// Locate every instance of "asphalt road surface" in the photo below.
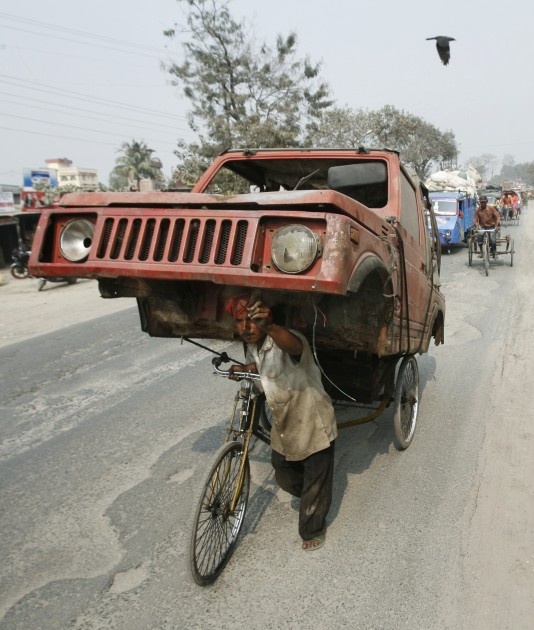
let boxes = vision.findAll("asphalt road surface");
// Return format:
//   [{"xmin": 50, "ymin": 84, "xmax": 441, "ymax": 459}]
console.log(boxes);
[{"xmin": 1, "ymin": 206, "xmax": 533, "ymax": 629}]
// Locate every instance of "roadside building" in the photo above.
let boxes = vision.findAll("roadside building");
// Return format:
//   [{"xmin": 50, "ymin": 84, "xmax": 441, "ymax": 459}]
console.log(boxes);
[{"xmin": 45, "ymin": 158, "xmax": 98, "ymax": 192}]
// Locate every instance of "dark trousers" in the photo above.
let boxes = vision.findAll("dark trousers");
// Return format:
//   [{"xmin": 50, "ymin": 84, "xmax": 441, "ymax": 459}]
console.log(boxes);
[
  {"xmin": 271, "ymin": 442, "xmax": 335, "ymax": 541},
  {"xmin": 477, "ymin": 229, "xmax": 497, "ymax": 254}
]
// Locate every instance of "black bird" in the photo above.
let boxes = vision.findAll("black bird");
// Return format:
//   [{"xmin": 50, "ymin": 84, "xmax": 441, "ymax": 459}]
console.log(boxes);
[{"xmin": 426, "ymin": 36, "xmax": 455, "ymax": 65}]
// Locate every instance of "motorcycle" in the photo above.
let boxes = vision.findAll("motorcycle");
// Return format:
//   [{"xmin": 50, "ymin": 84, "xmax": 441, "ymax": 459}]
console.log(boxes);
[
  {"xmin": 10, "ymin": 248, "xmax": 31, "ymax": 279},
  {"xmin": 37, "ymin": 277, "xmax": 78, "ymax": 291}
]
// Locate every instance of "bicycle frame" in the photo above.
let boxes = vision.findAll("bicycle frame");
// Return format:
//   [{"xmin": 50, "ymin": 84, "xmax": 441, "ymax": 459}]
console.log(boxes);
[
  {"xmin": 476, "ymin": 228, "xmax": 496, "ymax": 252},
  {"xmin": 213, "ymin": 358, "xmax": 262, "ymax": 514}
]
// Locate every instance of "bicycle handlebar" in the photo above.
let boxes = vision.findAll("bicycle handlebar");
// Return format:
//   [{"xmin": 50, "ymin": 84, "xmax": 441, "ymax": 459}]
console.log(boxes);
[{"xmin": 211, "ymin": 356, "xmax": 261, "ymax": 380}]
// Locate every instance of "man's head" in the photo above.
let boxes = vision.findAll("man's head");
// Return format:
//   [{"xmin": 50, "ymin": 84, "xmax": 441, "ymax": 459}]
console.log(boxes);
[
  {"xmin": 224, "ymin": 293, "xmax": 267, "ymax": 345},
  {"xmin": 480, "ymin": 196, "xmax": 488, "ymax": 206}
]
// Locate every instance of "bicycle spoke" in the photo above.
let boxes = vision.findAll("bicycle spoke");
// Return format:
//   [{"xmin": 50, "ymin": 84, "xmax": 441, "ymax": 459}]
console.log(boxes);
[
  {"xmin": 190, "ymin": 441, "xmax": 250, "ymax": 584},
  {"xmin": 393, "ymin": 356, "xmax": 419, "ymax": 450}
]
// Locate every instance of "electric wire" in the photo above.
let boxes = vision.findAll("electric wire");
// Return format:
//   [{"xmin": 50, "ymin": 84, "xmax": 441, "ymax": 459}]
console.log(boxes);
[{"xmin": 0, "ymin": 93, "xmax": 188, "ymax": 132}]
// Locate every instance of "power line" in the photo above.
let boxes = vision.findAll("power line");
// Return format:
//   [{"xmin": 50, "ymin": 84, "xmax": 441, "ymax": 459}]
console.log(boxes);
[
  {"xmin": 0, "ymin": 74, "xmax": 189, "ymax": 121},
  {"xmin": 0, "ymin": 112, "xmax": 181, "ymax": 148},
  {"xmin": 0, "ymin": 93, "xmax": 191, "ymax": 133},
  {"xmin": 0, "ymin": 24, "xmax": 167, "ymax": 60},
  {"xmin": 0, "ymin": 11, "xmax": 174, "ymax": 56},
  {"xmin": 0, "ymin": 125, "xmax": 178, "ymax": 157}
]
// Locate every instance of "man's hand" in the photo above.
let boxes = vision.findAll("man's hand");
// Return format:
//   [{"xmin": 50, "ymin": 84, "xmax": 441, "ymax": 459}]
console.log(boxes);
[
  {"xmin": 228, "ymin": 362, "xmax": 258, "ymax": 381},
  {"xmin": 246, "ymin": 300, "xmax": 273, "ymax": 330}
]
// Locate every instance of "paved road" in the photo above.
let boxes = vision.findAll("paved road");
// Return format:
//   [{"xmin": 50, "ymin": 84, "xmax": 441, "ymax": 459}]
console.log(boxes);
[{"xmin": 1, "ymin": 208, "xmax": 533, "ymax": 629}]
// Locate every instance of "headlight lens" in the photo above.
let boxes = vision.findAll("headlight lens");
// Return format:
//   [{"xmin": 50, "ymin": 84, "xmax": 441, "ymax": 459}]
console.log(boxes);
[
  {"xmin": 59, "ymin": 219, "xmax": 95, "ymax": 262},
  {"xmin": 271, "ymin": 225, "xmax": 321, "ymax": 274}
]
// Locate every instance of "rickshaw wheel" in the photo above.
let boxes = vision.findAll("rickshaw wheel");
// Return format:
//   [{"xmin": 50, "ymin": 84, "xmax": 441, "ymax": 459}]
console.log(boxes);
[
  {"xmin": 510, "ymin": 239, "xmax": 514, "ymax": 267},
  {"xmin": 468, "ymin": 238, "xmax": 473, "ymax": 266},
  {"xmin": 483, "ymin": 240, "xmax": 490, "ymax": 276},
  {"xmin": 392, "ymin": 355, "xmax": 419, "ymax": 450},
  {"xmin": 189, "ymin": 441, "xmax": 250, "ymax": 585}
]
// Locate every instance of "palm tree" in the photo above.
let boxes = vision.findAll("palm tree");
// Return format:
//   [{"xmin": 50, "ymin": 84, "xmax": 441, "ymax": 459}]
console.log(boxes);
[{"xmin": 112, "ymin": 140, "xmax": 163, "ymax": 190}]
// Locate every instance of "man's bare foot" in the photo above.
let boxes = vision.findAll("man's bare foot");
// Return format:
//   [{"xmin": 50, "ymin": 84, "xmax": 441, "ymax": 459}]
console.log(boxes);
[{"xmin": 302, "ymin": 532, "xmax": 326, "ymax": 551}]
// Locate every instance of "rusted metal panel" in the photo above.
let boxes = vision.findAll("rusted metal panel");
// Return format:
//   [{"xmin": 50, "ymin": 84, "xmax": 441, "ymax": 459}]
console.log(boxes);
[{"xmin": 29, "ymin": 148, "xmax": 445, "ymax": 376}]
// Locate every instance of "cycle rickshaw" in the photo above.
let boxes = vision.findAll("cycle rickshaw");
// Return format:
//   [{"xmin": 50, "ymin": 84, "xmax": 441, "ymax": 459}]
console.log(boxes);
[
  {"xmin": 189, "ymin": 347, "xmax": 420, "ymax": 585},
  {"xmin": 467, "ymin": 228, "xmax": 514, "ymax": 276}
]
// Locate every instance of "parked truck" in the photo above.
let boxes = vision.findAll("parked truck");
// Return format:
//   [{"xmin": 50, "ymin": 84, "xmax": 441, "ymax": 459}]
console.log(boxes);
[{"xmin": 29, "ymin": 147, "xmax": 445, "ymax": 407}]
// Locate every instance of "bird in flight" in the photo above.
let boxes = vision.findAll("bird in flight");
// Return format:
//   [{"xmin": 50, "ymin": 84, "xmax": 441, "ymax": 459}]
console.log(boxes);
[{"xmin": 426, "ymin": 36, "xmax": 456, "ymax": 65}]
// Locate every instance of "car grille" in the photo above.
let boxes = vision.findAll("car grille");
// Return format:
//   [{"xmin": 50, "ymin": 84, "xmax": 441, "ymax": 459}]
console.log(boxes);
[{"xmin": 96, "ymin": 216, "xmax": 250, "ymax": 265}]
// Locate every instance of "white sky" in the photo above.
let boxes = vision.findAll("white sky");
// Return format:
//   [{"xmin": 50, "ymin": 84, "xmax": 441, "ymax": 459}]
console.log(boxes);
[{"xmin": 0, "ymin": 0, "xmax": 533, "ymax": 186}]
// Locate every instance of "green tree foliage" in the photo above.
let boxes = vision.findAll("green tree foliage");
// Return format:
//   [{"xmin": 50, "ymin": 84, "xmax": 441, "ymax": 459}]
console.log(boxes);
[
  {"xmin": 314, "ymin": 105, "xmax": 457, "ymax": 180},
  {"xmin": 312, "ymin": 106, "xmax": 373, "ymax": 148},
  {"xmin": 163, "ymin": 0, "xmax": 332, "ymax": 183},
  {"xmin": 111, "ymin": 140, "xmax": 164, "ymax": 190},
  {"xmin": 162, "ymin": 2, "xmax": 458, "ymax": 185}
]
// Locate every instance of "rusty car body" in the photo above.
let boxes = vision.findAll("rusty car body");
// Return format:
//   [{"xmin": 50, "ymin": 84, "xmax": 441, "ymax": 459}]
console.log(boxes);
[{"xmin": 29, "ymin": 147, "xmax": 445, "ymax": 403}]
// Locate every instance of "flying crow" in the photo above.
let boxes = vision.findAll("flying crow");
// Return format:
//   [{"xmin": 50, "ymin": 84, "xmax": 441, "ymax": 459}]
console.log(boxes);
[{"xmin": 426, "ymin": 36, "xmax": 455, "ymax": 65}]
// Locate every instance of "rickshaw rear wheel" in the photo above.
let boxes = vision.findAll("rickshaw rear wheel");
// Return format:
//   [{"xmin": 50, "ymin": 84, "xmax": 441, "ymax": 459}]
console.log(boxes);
[
  {"xmin": 392, "ymin": 355, "xmax": 419, "ymax": 450},
  {"xmin": 510, "ymin": 239, "xmax": 514, "ymax": 267},
  {"xmin": 468, "ymin": 238, "xmax": 473, "ymax": 266},
  {"xmin": 189, "ymin": 441, "xmax": 250, "ymax": 586}
]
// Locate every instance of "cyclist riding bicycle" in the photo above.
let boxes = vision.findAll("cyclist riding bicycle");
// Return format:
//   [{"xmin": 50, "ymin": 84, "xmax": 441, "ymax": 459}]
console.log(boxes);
[
  {"xmin": 500, "ymin": 192, "xmax": 513, "ymax": 221},
  {"xmin": 475, "ymin": 196, "xmax": 501, "ymax": 257}
]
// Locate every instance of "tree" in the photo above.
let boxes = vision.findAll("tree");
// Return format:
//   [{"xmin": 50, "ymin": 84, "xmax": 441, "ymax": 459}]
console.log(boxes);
[
  {"xmin": 312, "ymin": 107, "xmax": 374, "ymax": 148},
  {"xmin": 111, "ymin": 140, "xmax": 164, "ymax": 191},
  {"xmin": 163, "ymin": 0, "xmax": 332, "ymax": 180},
  {"xmin": 464, "ymin": 153, "xmax": 498, "ymax": 181},
  {"xmin": 313, "ymin": 105, "xmax": 458, "ymax": 180}
]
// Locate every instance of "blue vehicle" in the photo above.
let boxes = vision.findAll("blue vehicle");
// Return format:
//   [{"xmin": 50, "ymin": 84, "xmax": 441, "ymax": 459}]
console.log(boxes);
[{"xmin": 429, "ymin": 191, "xmax": 477, "ymax": 250}]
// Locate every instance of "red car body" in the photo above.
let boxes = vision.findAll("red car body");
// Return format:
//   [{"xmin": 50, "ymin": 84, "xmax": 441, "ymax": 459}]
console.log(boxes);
[{"xmin": 30, "ymin": 148, "xmax": 445, "ymax": 402}]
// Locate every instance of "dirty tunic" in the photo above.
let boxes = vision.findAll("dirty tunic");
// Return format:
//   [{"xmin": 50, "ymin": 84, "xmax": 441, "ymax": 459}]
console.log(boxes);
[{"xmin": 247, "ymin": 330, "xmax": 338, "ymax": 461}]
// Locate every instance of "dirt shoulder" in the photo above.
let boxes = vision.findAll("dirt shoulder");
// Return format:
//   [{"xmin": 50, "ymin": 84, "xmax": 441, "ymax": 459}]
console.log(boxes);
[
  {"xmin": 460, "ymin": 207, "xmax": 534, "ymax": 628},
  {"xmin": 0, "ymin": 272, "xmax": 134, "ymax": 348}
]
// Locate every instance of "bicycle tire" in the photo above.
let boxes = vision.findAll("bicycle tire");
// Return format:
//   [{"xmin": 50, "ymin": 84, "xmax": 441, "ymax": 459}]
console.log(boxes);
[
  {"xmin": 392, "ymin": 355, "xmax": 419, "ymax": 450},
  {"xmin": 468, "ymin": 238, "xmax": 473, "ymax": 266},
  {"xmin": 10, "ymin": 265, "xmax": 29, "ymax": 279},
  {"xmin": 483, "ymin": 240, "xmax": 489, "ymax": 276},
  {"xmin": 189, "ymin": 441, "xmax": 250, "ymax": 586}
]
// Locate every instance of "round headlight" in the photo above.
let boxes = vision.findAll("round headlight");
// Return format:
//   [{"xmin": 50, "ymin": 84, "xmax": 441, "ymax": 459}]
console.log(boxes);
[
  {"xmin": 59, "ymin": 219, "xmax": 95, "ymax": 262},
  {"xmin": 271, "ymin": 224, "xmax": 321, "ymax": 274}
]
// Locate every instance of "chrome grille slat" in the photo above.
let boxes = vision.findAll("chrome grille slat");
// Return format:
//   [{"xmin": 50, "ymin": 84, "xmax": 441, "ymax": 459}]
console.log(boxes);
[{"xmin": 96, "ymin": 216, "xmax": 250, "ymax": 266}]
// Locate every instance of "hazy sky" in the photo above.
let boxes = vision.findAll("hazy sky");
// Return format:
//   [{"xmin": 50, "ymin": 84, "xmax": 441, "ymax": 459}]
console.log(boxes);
[{"xmin": 1, "ymin": 0, "xmax": 533, "ymax": 186}]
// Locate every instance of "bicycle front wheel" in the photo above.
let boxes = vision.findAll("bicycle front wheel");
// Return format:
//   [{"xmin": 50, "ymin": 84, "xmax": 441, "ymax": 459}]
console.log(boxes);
[
  {"xmin": 483, "ymin": 240, "xmax": 489, "ymax": 276},
  {"xmin": 189, "ymin": 441, "xmax": 250, "ymax": 585}
]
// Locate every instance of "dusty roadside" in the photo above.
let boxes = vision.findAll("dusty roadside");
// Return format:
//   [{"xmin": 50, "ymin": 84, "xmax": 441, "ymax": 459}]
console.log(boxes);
[
  {"xmin": 0, "ymin": 271, "xmax": 133, "ymax": 348},
  {"xmin": 459, "ymin": 208, "xmax": 534, "ymax": 629}
]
